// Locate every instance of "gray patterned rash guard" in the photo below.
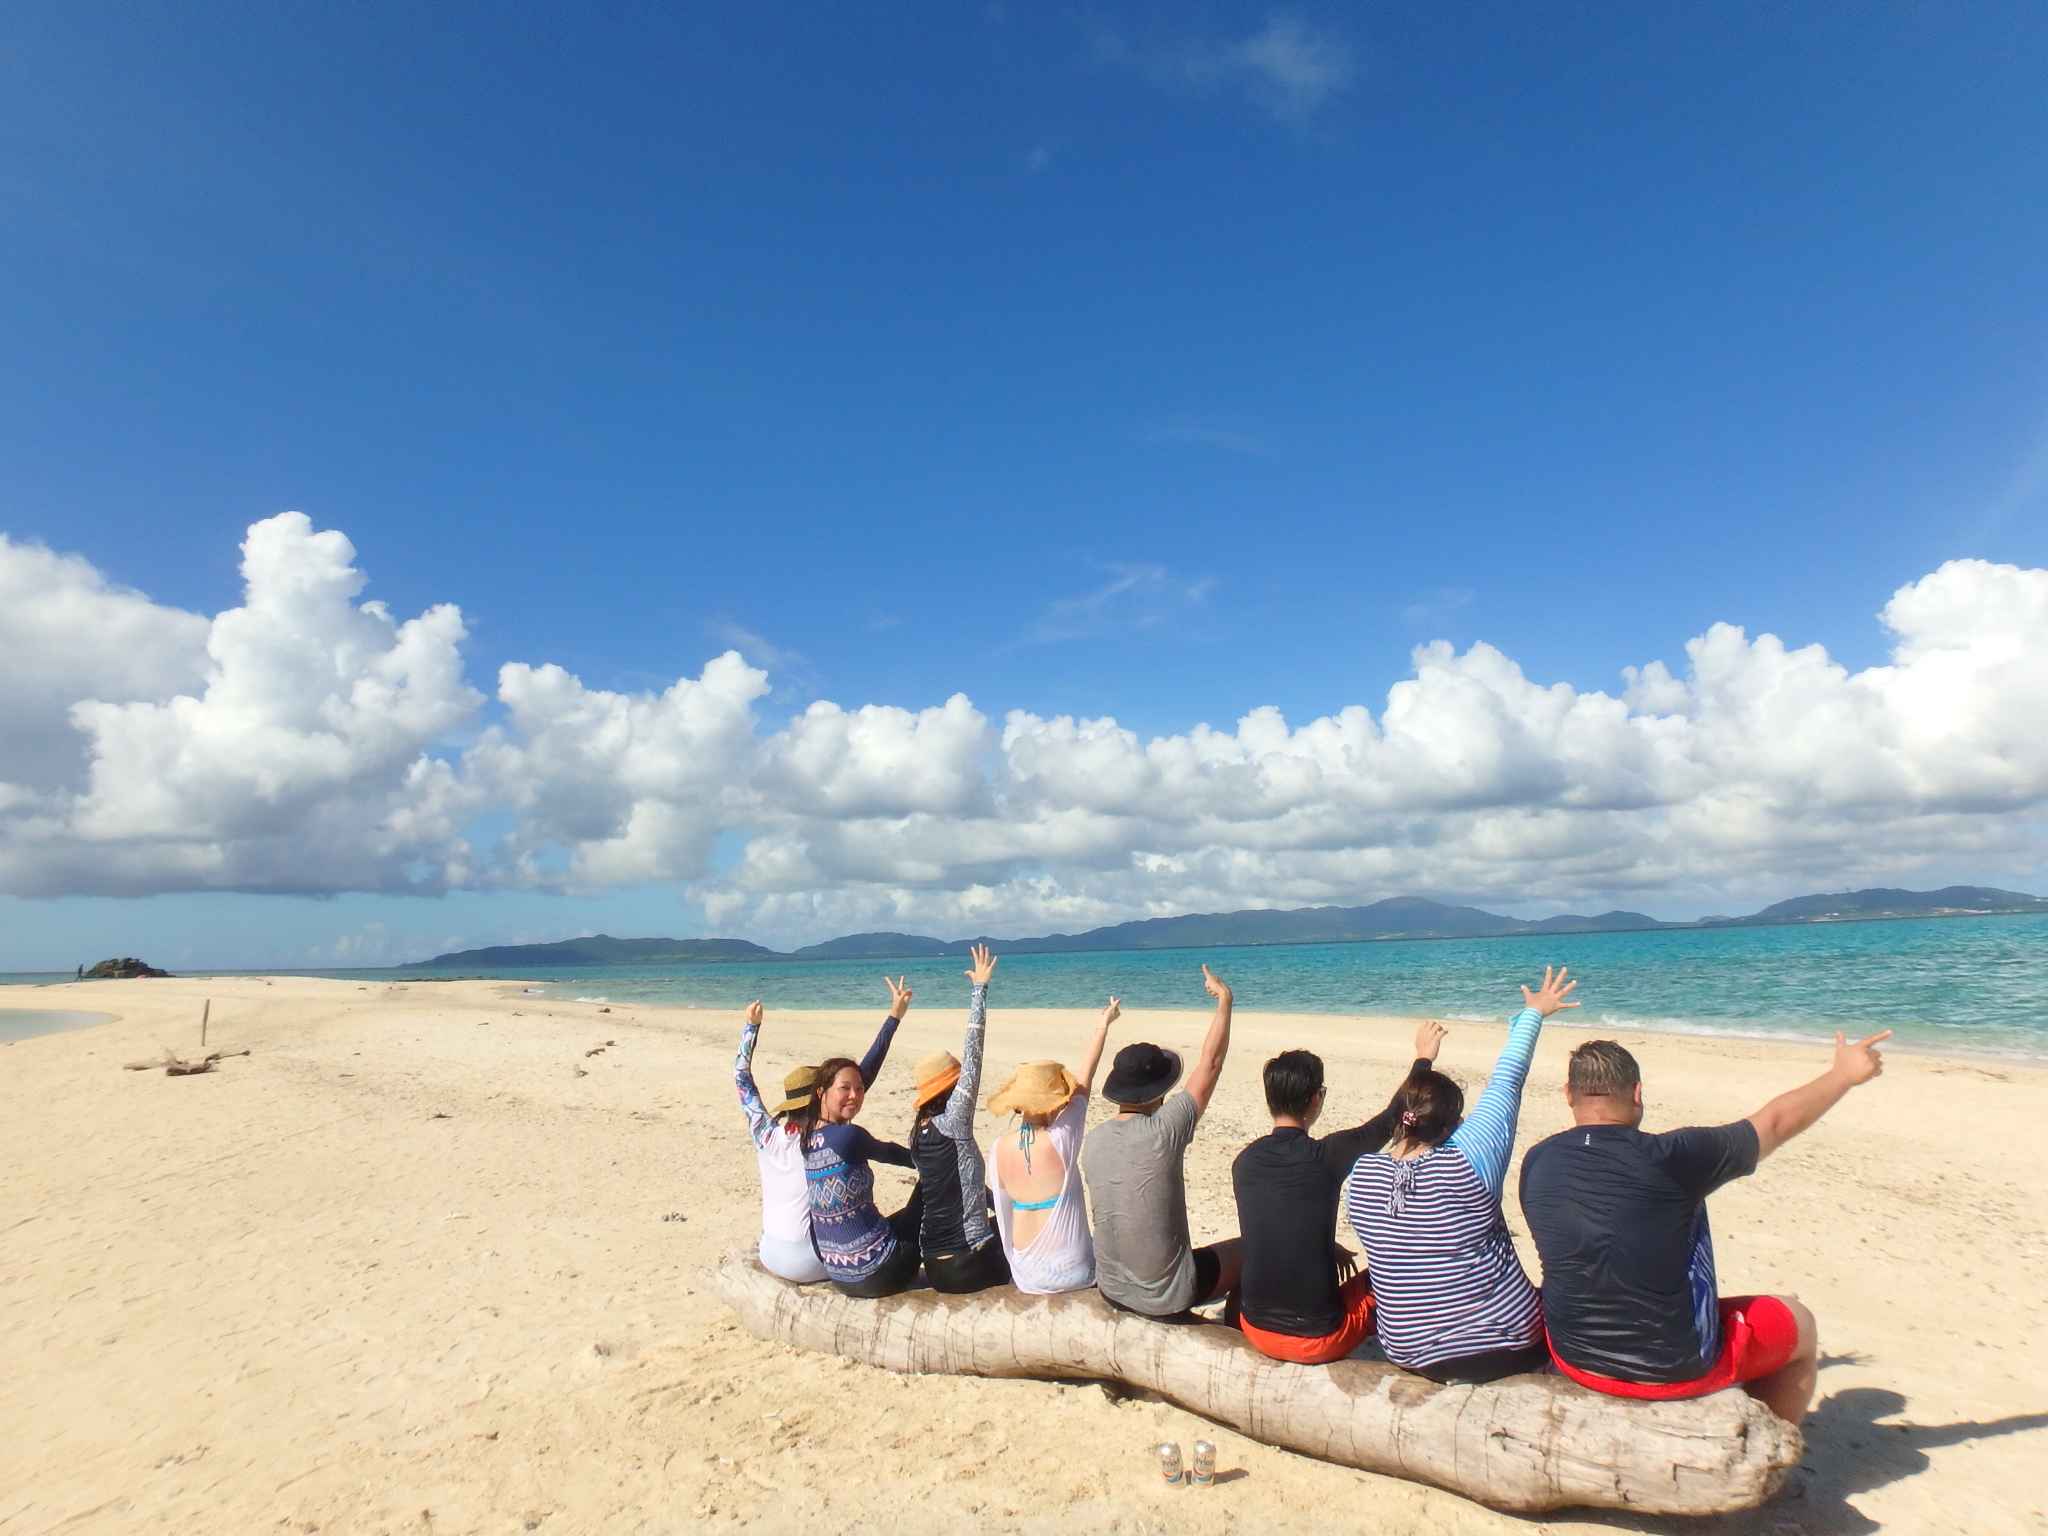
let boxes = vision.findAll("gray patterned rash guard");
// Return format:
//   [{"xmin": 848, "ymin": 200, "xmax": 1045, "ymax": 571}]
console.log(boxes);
[{"xmin": 911, "ymin": 980, "xmax": 995, "ymax": 1256}]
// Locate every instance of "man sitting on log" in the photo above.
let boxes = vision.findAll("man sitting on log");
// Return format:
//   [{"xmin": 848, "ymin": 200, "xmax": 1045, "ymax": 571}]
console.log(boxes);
[
  {"xmin": 1230, "ymin": 1031, "xmax": 1441, "ymax": 1364},
  {"xmin": 1081, "ymin": 963, "xmax": 1243, "ymax": 1317},
  {"xmin": 1519, "ymin": 1030, "xmax": 1890, "ymax": 1423}
]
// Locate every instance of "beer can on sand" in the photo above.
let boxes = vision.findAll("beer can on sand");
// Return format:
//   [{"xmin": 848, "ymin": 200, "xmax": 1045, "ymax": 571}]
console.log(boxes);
[
  {"xmin": 1192, "ymin": 1439, "xmax": 1217, "ymax": 1486},
  {"xmin": 1158, "ymin": 1442, "xmax": 1184, "ymax": 1485}
]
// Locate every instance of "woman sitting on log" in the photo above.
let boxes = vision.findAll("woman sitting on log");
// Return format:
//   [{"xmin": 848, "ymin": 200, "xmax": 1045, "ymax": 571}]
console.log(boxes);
[
  {"xmin": 1342, "ymin": 967, "xmax": 1579, "ymax": 1383},
  {"xmin": 801, "ymin": 976, "xmax": 927, "ymax": 1298},
  {"xmin": 735, "ymin": 991, "xmax": 907, "ymax": 1283},
  {"xmin": 985, "ymin": 1000, "xmax": 1116, "ymax": 1295},
  {"xmin": 908, "ymin": 945, "xmax": 1013, "ymax": 1294}
]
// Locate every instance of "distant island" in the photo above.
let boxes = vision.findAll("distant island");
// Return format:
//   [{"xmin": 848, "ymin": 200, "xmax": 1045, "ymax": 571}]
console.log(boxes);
[
  {"xmin": 409, "ymin": 935, "xmax": 778, "ymax": 969},
  {"xmin": 412, "ymin": 884, "xmax": 2047, "ymax": 968}
]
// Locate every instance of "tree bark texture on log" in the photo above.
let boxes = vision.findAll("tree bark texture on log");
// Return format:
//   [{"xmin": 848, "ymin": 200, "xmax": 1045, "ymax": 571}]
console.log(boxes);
[{"xmin": 704, "ymin": 1254, "xmax": 1800, "ymax": 1515}]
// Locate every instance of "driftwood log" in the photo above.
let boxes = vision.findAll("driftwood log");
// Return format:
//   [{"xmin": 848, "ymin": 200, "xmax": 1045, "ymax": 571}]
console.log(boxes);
[
  {"xmin": 704, "ymin": 1253, "xmax": 1800, "ymax": 1515},
  {"xmin": 123, "ymin": 1047, "xmax": 249, "ymax": 1075}
]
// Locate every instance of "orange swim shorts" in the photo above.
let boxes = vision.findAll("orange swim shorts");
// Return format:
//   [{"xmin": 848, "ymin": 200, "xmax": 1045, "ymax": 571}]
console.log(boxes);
[{"xmin": 1240, "ymin": 1274, "xmax": 1376, "ymax": 1366}]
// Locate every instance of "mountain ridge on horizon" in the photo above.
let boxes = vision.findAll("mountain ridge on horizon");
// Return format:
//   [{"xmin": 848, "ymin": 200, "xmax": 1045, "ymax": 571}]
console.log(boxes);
[{"xmin": 412, "ymin": 885, "xmax": 2048, "ymax": 969}]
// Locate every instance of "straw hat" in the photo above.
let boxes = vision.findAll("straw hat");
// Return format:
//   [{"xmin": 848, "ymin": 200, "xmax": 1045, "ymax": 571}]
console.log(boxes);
[
  {"xmin": 770, "ymin": 1065, "xmax": 818, "ymax": 1116},
  {"xmin": 986, "ymin": 1060, "xmax": 1082, "ymax": 1119},
  {"xmin": 913, "ymin": 1050, "xmax": 961, "ymax": 1109}
]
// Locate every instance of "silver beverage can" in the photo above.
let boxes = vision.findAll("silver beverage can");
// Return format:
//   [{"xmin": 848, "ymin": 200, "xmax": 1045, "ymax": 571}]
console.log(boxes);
[
  {"xmin": 1158, "ymin": 1441, "xmax": 1183, "ymax": 1485},
  {"xmin": 1192, "ymin": 1439, "xmax": 1216, "ymax": 1485}
]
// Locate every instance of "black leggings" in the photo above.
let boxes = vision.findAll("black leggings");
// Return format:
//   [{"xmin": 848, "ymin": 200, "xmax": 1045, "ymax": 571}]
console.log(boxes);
[
  {"xmin": 831, "ymin": 1188, "xmax": 924, "ymax": 1299},
  {"xmin": 924, "ymin": 1238, "xmax": 1011, "ymax": 1294},
  {"xmin": 1409, "ymin": 1341, "xmax": 1550, "ymax": 1385}
]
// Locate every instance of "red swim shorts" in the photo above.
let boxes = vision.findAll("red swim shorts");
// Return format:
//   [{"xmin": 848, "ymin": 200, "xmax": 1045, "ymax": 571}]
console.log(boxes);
[
  {"xmin": 1552, "ymin": 1295, "xmax": 1803, "ymax": 1400},
  {"xmin": 1241, "ymin": 1275, "xmax": 1376, "ymax": 1366}
]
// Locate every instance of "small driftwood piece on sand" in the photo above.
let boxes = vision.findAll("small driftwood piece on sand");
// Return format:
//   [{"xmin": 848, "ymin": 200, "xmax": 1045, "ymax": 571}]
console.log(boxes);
[
  {"xmin": 704, "ymin": 1253, "xmax": 1801, "ymax": 1516},
  {"xmin": 123, "ymin": 1047, "xmax": 250, "ymax": 1076}
]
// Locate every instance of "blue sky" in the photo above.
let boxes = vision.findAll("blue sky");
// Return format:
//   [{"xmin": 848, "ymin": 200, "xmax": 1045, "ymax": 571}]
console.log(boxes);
[{"xmin": 5, "ymin": 3, "xmax": 2048, "ymax": 968}]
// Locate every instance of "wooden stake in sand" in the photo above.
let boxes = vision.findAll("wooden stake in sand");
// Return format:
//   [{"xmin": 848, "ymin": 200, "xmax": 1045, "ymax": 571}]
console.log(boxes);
[
  {"xmin": 200, "ymin": 998, "xmax": 210, "ymax": 1049},
  {"xmin": 705, "ymin": 1253, "xmax": 1801, "ymax": 1516}
]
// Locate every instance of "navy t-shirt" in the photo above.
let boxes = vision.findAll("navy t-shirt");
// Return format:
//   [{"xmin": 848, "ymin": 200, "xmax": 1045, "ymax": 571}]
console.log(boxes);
[{"xmin": 1518, "ymin": 1120, "xmax": 1760, "ymax": 1383}]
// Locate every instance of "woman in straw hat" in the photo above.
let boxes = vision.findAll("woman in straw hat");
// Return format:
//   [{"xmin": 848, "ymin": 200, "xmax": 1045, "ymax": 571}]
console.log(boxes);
[
  {"xmin": 986, "ymin": 998, "xmax": 1119, "ymax": 1295},
  {"xmin": 734, "ymin": 982, "xmax": 910, "ymax": 1283},
  {"xmin": 908, "ymin": 944, "xmax": 1011, "ymax": 1294},
  {"xmin": 801, "ymin": 976, "xmax": 928, "ymax": 1297}
]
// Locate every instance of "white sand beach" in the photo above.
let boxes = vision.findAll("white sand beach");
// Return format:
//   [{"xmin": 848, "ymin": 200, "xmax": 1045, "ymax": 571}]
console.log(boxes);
[{"xmin": 2, "ymin": 976, "xmax": 2044, "ymax": 1535}]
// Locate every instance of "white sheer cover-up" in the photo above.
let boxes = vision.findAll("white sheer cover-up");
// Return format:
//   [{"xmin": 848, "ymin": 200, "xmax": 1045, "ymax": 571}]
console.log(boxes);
[{"xmin": 988, "ymin": 1092, "xmax": 1095, "ymax": 1294}]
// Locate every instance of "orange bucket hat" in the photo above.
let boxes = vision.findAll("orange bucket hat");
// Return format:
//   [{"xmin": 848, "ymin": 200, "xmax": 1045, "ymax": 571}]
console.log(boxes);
[{"xmin": 912, "ymin": 1050, "xmax": 961, "ymax": 1108}]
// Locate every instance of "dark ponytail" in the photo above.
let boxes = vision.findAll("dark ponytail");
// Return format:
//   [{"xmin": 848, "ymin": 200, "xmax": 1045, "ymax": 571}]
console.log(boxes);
[
  {"xmin": 1392, "ymin": 1068, "xmax": 1464, "ymax": 1148},
  {"xmin": 911, "ymin": 1086, "xmax": 951, "ymax": 1131}
]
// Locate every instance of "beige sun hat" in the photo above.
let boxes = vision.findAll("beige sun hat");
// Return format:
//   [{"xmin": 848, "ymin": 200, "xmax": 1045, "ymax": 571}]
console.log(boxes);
[
  {"xmin": 770, "ymin": 1065, "xmax": 819, "ymax": 1116},
  {"xmin": 913, "ymin": 1050, "xmax": 962, "ymax": 1108},
  {"xmin": 986, "ymin": 1060, "xmax": 1082, "ymax": 1119}
]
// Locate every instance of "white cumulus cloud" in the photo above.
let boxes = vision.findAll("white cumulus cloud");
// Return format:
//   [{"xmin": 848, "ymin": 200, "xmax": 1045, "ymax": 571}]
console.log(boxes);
[
  {"xmin": 0, "ymin": 514, "xmax": 481, "ymax": 896},
  {"xmin": 2, "ymin": 515, "xmax": 2045, "ymax": 942},
  {"xmin": 471, "ymin": 652, "xmax": 769, "ymax": 887},
  {"xmin": 0, "ymin": 534, "xmax": 210, "ymax": 798},
  {"xmin": 700, "ymin": 559, "xmax": 2048, "ymax": 941}
]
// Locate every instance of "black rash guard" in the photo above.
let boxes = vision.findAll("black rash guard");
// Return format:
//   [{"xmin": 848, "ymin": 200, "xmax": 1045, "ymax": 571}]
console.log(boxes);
[
  {"xmin": 1230, "ymin": 1061, "xmax": 1426, "ymax": 1338},
  {"xmin": 910, "ymin": 980, "xmax": 994, "ymax": 1259},
  {"xmin": 1519, "ymin": 1120, "xmax": 1760, "ymax": 1382}
]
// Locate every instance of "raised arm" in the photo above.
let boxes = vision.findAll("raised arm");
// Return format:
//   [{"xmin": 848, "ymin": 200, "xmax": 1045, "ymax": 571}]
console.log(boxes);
[
  {"xmin": 1448, "ymin": 965, "xmax": 1579, "ymax": 1198},
  {"xmin": 1747, "ymin": 1029, "xmax": 1890, "ymax": 1158},
  {"xmin": 1184, "ymin": 964, "xmax": 1234, "ymax": 1114},
  {"xmin": 1075, "ymin": 997, "xmax": 1120, "ymax": 1094},
  {"xmin": 857, "ymin": 974, "xmax": 915, "ymax": 1086},
  {"xmin": 733, "ymin": 1001, "xmax": 775, "ymax": 1150},
  {"xmin": 936, "ymin": 946, "xmax": 997, "ymax": 1139},
  {"xmin": 1322, "ymin": 1020, "xmax": 1447, "ymax": 1161}
]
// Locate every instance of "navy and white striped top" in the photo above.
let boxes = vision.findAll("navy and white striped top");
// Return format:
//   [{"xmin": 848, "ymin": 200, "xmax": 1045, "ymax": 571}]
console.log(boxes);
[{"xmin": 1342, "ymin": 1008, "xmax": 1547, "ymax": 1370}]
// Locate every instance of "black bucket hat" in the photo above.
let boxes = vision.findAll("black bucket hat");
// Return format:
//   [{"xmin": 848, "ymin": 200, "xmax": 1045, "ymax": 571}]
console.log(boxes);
[{"xmin": 1102, "ymin": 1041, "xmax": 1184, "ymax": 1107}]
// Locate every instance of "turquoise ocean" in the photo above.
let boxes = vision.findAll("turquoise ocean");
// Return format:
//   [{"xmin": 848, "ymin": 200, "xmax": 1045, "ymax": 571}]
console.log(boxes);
[{"xmin": 13, "ymin": 912, "xmax": 2039, "ymax": 1057}]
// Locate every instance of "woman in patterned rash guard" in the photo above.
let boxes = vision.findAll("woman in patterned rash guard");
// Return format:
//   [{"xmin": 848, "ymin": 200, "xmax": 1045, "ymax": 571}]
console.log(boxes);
[{"xmin": 802, "ymin": 976, "xmax": 926, "ymax": 1298}]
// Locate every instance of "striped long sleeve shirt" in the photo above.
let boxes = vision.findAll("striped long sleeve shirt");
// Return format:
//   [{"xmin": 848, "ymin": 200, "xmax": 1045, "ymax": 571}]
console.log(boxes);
[{"xmin": 1341, "ymin": 1008, "xmax": 1547, "ymax": 1370}]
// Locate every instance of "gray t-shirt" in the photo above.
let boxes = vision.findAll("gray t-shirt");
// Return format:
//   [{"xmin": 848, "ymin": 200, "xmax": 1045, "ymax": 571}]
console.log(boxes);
[{"xmin": 1081, "ymin": 1090, "xmax": 1203, "ymax": 1315}]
